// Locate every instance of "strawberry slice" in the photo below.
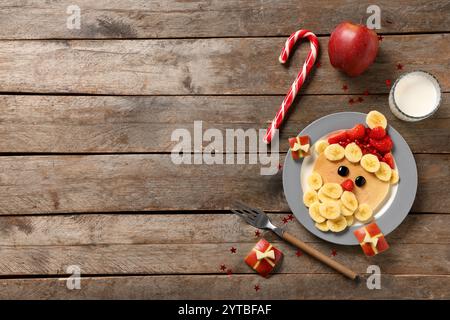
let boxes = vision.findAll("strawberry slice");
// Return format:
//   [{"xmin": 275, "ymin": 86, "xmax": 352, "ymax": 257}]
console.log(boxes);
[
  {"xmin": 382, "ymin": 153, "xmax": 395, "ymax": 169},
  {"xmin": 369, "ymin": 126, "xmax": 386, "ymax": 140},
  {"xmin": 369, "ymin": 135, "xmax": 393, "ymax": 153},
  {"xmin": 327, "ymin": 130, "xmax": 348, "ymax": 144},
  {"xmin": 341, "ymin": 179, "xmax": 354, "ymax": 191},
  {"xmin": 346, "ymin": 124, "xmax": 366, "ymax": 140}
]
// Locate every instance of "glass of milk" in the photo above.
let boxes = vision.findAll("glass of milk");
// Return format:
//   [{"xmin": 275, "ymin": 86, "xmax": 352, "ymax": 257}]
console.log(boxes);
[{"xmin": 389, "ymin": 71, "xmax": 441, "ymax": 122}]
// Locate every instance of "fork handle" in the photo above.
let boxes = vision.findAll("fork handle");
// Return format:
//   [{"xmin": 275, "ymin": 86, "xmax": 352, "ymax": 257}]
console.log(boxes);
[{"xmin": 283, "ymin": 231, "xmax": 358, "ymax": 280}]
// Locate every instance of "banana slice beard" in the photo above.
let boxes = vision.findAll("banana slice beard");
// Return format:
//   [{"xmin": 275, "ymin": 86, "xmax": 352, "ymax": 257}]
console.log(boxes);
[
  {"xmin": 341, "ymin": 191, "xmax": 358, "ymax": 212},
  {"xmin": 375, "ymin": 162, "xmax": 392, "ymax": 182},
  {"xmin": 315, "ymin": 221, "xmax": 329, "ymax": 232},
  {"xmin": 390, "ymin": 170, "xmax": 400, "ymax": 184},
  {"xmin": 340, "ymin": 202, "xmax": 355, "ymax": 216},
  {"xmin": 327, "ymin": 216, "xmax": 347, "ymax": 233},
  {"xmin": 345, "ymin": 215, "xmax": 354, "ymax": 226},
  {"xmin": 315, "ymin": 140, "xmax": 329, "ymax": 154},
  {"xmin": 366, "ymin": 110, "xmax": 387, "ymax": 129},
  {"xmin": 355, "ymin": 203, "xmax": 373, "ymax": 222},
  {"xmin": 307, "ymin": 172, "xmax": 323, "ymax": 190},
  {"xmin": 303, "ymin": 190, "xmax": 319, "ymax": 208},
  {"xmin": 318, "ymin": 188, "xmax": 341, "ymax": 206},
  {"xmin": 321, "ymin": 183, "xmax": 343, "ymax": 199},
  {"xmin": 344, "ymin": 142, "xmax": 363, "ymax": 163},
  {"xmin": 309, "ymin": 202, "xmax": 326, "ymax": 223},
  {"xmin": 324, "ymin": 144, "xmax": 345, "ymax": 161},
  {"xmin": 319, "ymin": 202, "xmax": 341, "ymax": 220},
  {"xmin": 360, "ymin": 154, "xmax": 381, "ymax": 173}
]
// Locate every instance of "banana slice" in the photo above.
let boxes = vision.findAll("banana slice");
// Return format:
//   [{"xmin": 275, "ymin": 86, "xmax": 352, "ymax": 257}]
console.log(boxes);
[
  {"xmin": 390, "ymin": 170, "xmax": 399, "ymax": 184},
  {"xmin": 315, "ymin": 140, "xmax": 329, "ymax": 154},
  {"xmin": 319, "ymin": 202, "xmax": 341, "ymax": 220},
  {"xmin": 341, "ymin": 191, "xmax": 358, "ymax": 212},
  {"xmin": 309, "ymin": 202, "xmax": 326, "ymax": 223},
  {"xmin": 321, "ymin": 183, "xmax": 343, "ymax": 199},
  {"xmin": 340, "ymin": 202, "xmax": 355, "ymax": 216},
  {"xmin": 307, "ymin": 172, "xmax": 323, "ymax": 190},
  {"xmin": 355, "ymin": 203, "xmax": 373, "ymax": 222},
  {"xmin": 345, "ymin": 215, "xmax": 354, "ymax": 226},
  {"xmin": 315, "ymin": 221, "xmax": 329, "ymax": 232},
  {"xmin": 324, "ymin": 144, "xmax": 345, "ymax": 161},
  {"xmin": 360, "ymin": 154, "xmax": 381, "ymax": 173},
  {"xmin": 344, "ymin": 142, "xmax": 363, "ymax": 163},
  {"xmin": 366, "ymin": 110, "xmax": 387, "ymax": 129},
  {"xmin": 318, "ymin": 188, "xmax": 341, "ymax": 206},
  {"xmin": 303, "ymin": 190, "xmax": 318, "ymax": 207},
  {"xmin": 327, "ymin": 216, "xmax": 347, "ymax": 233},
  {"xmin": 375, "ymin": 162, "xmax": 392, "ymax": 182}
]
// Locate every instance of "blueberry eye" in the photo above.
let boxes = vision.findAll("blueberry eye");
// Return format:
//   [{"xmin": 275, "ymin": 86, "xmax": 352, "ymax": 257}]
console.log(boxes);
[
  {"xmin": 338, "ymin": 166, "xmax": 349, "ymax": 177},
  {"xmin": 355, "ymin": 176, "xmax": 366, "ymax": 187}
]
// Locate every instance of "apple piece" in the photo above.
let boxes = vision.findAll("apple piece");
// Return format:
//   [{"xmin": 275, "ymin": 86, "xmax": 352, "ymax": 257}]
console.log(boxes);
[{"xmin": 328, "ymin": 22, "xmax": 379, "ymax": 77}]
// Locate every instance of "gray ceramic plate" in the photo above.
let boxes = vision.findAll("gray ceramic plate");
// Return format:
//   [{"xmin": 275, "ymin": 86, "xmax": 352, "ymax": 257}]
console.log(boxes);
[{"xmin": 282, "ymin": 112, "xmax": 417, "ymax": 245}]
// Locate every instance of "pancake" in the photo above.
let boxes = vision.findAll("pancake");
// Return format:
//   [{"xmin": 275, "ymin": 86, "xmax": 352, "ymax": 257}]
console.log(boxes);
[{"xmin": 313, "ymin": 152, "xmax": 390, "ymax": 211}]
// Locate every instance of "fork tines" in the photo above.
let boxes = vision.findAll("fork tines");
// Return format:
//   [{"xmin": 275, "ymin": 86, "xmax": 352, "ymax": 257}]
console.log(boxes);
[{"xmin": 231, "ymin": 200, "xmax": 261, "ymax": 223}]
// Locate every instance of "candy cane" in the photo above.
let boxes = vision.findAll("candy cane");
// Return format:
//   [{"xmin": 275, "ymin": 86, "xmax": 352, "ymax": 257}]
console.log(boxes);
[{"xmin": 263, "ymin": 30, "xmax": 319, "ymax": 144}]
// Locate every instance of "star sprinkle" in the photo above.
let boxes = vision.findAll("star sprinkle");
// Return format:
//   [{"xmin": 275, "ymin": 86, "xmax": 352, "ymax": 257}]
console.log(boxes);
[
  {"xmin": 254, "ymin": 230, "xmax": 261, "ymax": 237},
  {"xmin": 288, "ymin": 214, "xmax": 294, "ymax": 221},
  {"xmin": 282, "ymin": 217, "xmax": 289, "ymax": 224},
  {"xmin": 342, "ymin": 84, "xmax": 348, "ymax": 91},
  {"xmin": 295, "ymin": 249, "xmax": 303, "ymax": 257},
  {"xmin": 348, "ymin": 98, "xmax": 355, "ymax": 105},
  {"xmin": 396, "ymin": 63, "xmax": 404, "ymax": 70},
  {"xmin": 254, "ymin": 284, "xmax": 260, "ymax": 292},
  {"xmin": 230, "ymin": 247, "xmax": 237, "ymax": 254},
  {"xmin": 226, "ymin": 268, "xmax": 233, "ymax": 276},
  {"xmin": 331, "ymin": 249, "xmax": 337, "ymax": 257},
  {"xmin": 357, "ymin": 97, "xmax": 364, "ymax": 103},
  {"xmin": 363, "ymin": 89, "xmax": 369, "ymax": 96},
  {"xmin": 220, "ymin": 264, "xmax": 227, "ymax": 271},
  {"xmin": 316, "ymin": 62, "xmax": 321, "ymax": 68},
  {"xmin": 378, "ymin": 35, "xmax": 383, "ymax": 41},
  {"xmin": 385, "ymin": 79, "xmax": 392, "ymax": 87}
]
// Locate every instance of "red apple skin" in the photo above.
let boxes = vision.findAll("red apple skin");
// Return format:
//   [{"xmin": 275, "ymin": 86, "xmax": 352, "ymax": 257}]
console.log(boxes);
[{"xmin": 328, "ymin": 22, "xmax": 379, "ymax": 77}]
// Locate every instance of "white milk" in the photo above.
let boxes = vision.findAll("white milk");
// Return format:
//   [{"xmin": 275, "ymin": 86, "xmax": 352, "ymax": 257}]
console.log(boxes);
[{"xmin": 389, "ymin": 71, "xmax": 441, "ymax": 121}]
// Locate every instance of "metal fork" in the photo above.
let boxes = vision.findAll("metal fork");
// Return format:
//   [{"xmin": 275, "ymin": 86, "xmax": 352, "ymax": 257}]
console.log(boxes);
[{"xmin": 232, "ymin": 201, "xmax": 358, "ymax": 280}]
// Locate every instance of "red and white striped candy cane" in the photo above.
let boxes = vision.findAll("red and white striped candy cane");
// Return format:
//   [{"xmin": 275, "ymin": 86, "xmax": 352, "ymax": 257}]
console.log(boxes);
[{"xmin": 264, "ymin": 30, "xmax": 319, "ymax": 144}]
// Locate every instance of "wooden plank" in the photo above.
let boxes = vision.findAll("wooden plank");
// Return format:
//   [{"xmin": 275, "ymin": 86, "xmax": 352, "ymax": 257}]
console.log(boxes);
[
  {"xmin": 0, "ymin": 94, "xmax": 448, "ymax": 153},
  {"xmin": 0, "ymin": 274, "xmax": 448, "ymax": 299},
  {"xmin": 0, "ymin": 35, "xmax": 448, "ymax": 95},
  {"xmin": 0, "ymin": 242, "xmax": 447, "ymax": 276},
  {"xmin": 0, "ymin": 0, "xmax": 448, "ymax": 39},
  {"xmin": 0, "ymin": 214, "xmax": 447, "ymax": 246},
  {"xmin": 0, "ymin": 154, "xmax": 446, "ymax": 214}
]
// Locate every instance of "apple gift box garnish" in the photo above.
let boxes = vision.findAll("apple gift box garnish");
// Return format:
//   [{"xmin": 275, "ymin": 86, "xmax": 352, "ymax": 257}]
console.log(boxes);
[{"xmin": 328, "ymin": 22, "xmax": 379, "ymax": 77}]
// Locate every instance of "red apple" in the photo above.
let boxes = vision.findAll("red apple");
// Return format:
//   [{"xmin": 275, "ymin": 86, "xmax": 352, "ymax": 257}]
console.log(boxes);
[{"xmin": 328, "ymin": 22, "xmax": 379, "ymax": 77}]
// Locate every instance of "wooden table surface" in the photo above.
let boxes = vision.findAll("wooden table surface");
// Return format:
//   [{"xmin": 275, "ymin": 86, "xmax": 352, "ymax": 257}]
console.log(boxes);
[{"xmin": 0, "ymin": 0, "xmax": 448, "ymax": 299}]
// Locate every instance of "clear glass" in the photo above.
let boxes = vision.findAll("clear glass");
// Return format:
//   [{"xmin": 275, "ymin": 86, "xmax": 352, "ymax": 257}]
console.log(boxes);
[{"xmin": 389, "ymin": 70, "xmax": 441, "ymax": 122}]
